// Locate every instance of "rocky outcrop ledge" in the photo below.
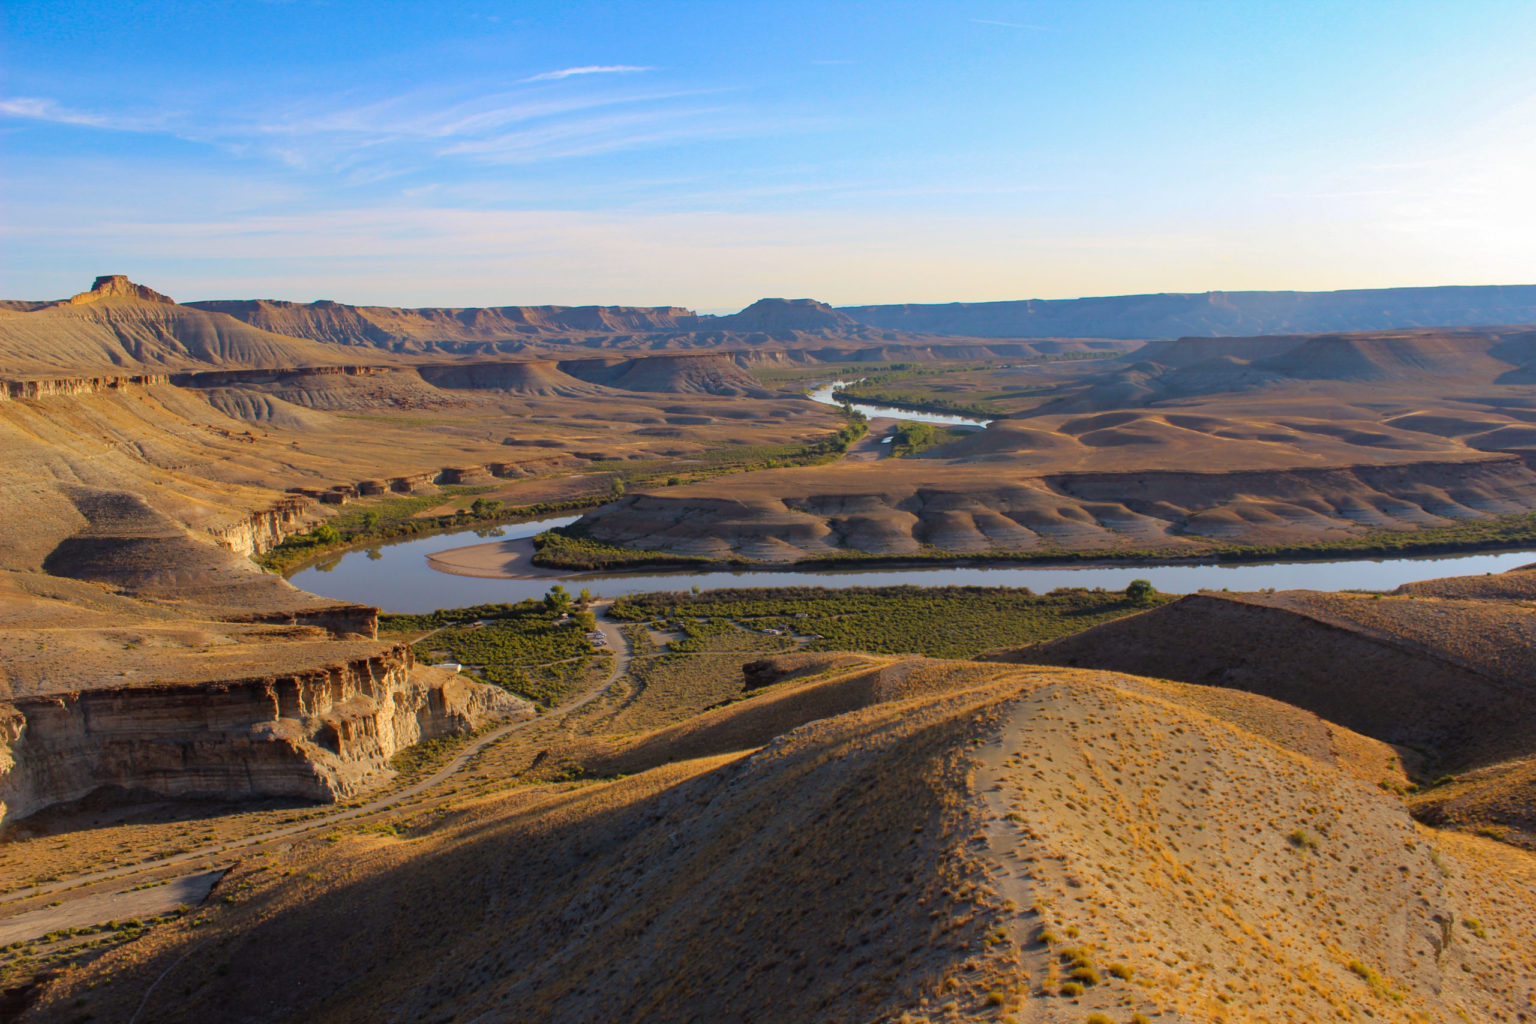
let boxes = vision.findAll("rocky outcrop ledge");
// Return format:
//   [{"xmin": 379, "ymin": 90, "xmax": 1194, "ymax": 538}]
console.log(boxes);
[{"xmin": 0, "ymin": 644, "xmax": 528, "ymax": 823}]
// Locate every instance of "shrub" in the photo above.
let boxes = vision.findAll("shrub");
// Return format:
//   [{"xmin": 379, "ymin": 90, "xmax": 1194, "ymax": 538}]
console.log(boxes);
[
  {"xmin": 1287, "ymin": 828, "xmax": 1317, "ymax": 850},
  {"xmin": 1059, "ymin": 981, "xmax": 1084, "ymax": 997},
  {"xmin": 1069, "ymin": 966, "xmax": 1102, "ymax": 986},
  {"xmin": 1125, "ymin": 578, "xmax": 1155, "ymax": 604},
  {"xmin": 1108, "ymin": 963, "xmax": 1133, "ymax": 980},
  {"xmin": 1086, "ymin": 1015, "xmax": 1115, "ymax": 1024},
  {"xmin": 985, "ymin": 990, "xmax": 1006, "ymax": 1006}
]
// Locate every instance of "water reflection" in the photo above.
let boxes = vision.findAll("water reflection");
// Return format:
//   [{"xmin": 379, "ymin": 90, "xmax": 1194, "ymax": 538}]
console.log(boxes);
[
  {"xmin": 289, "ymin": 518, "xmax": 1536, "ymax": 614},
  {"xmin": 805, "ymin": 381, "xmax": 993, "ymax": 427}
]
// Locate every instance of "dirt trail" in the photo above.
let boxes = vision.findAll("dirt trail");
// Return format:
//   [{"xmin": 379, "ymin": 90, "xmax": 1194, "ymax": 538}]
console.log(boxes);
[
  {"xmin": 0, "ymin": 870, "xmax": 227, "ymax": 945},
  {"xmin": 0, "ymin": 609, "xmax": 633, "ymax": 932}
]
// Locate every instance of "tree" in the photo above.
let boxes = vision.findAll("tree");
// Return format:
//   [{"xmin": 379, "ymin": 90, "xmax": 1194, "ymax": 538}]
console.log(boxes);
[
  {"xmin": 577, "ymin": 587, "xmax": 593, "ymax": 607},
  {"xmin": 1125, "ymin": 579, "xmax": 1156, "ymax": 605},
  {"xmin": 361, "ymin": 510, "xmax": 381, "ymax": 531},
  {"xmin": 311, "ymin": 523, "xmax": 341, "ymax": 545},
  {"xmin": 544, "ymin": 584, "xmax": 571, "ymax": 613},
  {"xmin": 574, "ymin": 610, "xmax": 597, "ymax": 631},
  {"xmin": 610, "ymin": 476, "xmax": 626, "ymax": 497}
]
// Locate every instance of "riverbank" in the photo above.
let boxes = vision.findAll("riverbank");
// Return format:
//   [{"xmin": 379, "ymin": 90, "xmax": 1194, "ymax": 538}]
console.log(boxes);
[{"xmin": 523, "ymin": 509, "xmax": 1536, "ymax": 576}]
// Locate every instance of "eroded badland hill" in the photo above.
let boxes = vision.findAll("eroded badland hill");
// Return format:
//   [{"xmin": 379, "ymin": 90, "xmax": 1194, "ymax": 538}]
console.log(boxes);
[{"xmin": 2, "ymin": 276, "xmax": 1535, "ymax": 1022}]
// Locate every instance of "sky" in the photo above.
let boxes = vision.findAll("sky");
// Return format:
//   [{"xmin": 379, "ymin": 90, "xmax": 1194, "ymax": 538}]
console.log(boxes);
[{"xmin": 3, "ymin": 0, "xmax": 1535, "ymax": 310}]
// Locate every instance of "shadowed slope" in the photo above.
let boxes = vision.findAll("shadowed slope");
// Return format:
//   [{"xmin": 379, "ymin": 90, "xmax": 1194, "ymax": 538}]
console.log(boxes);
[{"xmin": 29, "ymin": 655, "xmax": 1535, "ymax": 1023}]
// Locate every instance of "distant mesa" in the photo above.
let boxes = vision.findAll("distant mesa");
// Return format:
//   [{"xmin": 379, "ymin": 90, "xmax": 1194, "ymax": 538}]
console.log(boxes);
[
  {"xmin": 841, "ymin": 284, "xmax": 1536, "ymax": 339},
  {"xmin": 63, "ymin": 274, "xmax": 176, "ymax": 306},
  {"xmin": 710, "ymin": 297, "xmax": 861, "ymax": 333}
]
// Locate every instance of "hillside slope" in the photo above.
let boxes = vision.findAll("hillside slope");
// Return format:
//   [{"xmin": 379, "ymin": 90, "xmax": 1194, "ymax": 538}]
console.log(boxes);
[
  {"xmin": 0, "ymin": 277, "xmax": 351, "ymax": 375},
  {"xmin": 28, "ymin": 654, "xmax": 1535, "ymax": 1023},
  {"xmin": 988, "ymin": 583, "xmax": 1536, "ymax": 849}
]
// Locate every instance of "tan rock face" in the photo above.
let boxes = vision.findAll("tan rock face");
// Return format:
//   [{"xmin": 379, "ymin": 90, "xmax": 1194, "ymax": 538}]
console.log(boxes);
[
  {"xmin": 64, "ymin": 275, "xmax": 177, "ymax": 305},
  {"xmin": 206, "ymin": 498, "xmax": 314, "ymax": 558},
  {"xmin": 0, "ymin": 645, "xmax": 528, "ymax": 822}
]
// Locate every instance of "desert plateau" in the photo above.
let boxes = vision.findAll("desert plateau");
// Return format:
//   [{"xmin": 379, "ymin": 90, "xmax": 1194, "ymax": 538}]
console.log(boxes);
[
  {"xmin": 6, "ymin": 3, "xmax": 1536, "ymax": 1021},
  {"xmin": 1, "ymin": 271, "xmax": 1535, "ymax": 1023}
]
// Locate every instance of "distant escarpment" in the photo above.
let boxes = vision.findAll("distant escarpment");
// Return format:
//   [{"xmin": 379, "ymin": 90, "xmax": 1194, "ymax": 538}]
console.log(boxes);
[
  {"xmin": 0, "ymin": 373, "xmax": 171, "ymax": 400},
  {"xmin": 0, "ymin": 646, "xmax": 526, "ymax": 823},
  {"xmin": 841, "ymin": 284, "xmax": 1536, "ymax": 339},
  {"xmin": 188, "ymin": 295, "xmax": 907, "ymax": 351},
  {"xmin": 188, "ymin": 297, "xmax": 703, "ymax": 350}
]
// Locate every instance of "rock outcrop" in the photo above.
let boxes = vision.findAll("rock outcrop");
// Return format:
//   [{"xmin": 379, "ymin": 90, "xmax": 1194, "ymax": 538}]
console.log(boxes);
[
  {"xmin": 0, "ymin": 374, "xmax": 171, "ymax": 401},
  {"xmin": 0, "ymin": 645, "xmax": 527, "ymax": 822},
  {"xmin": 207, "ymin": 497, "xmax": 314, "ymax": 558},
  {"xmin": 63, "ymin": 275, "xmax": 177, "ymax": 306}
]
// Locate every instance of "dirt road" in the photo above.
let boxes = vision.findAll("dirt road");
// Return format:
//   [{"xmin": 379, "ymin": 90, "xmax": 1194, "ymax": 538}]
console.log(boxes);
[{"xmin": 0, "ymin": 608, "xmax": 633, "ymax": 936}]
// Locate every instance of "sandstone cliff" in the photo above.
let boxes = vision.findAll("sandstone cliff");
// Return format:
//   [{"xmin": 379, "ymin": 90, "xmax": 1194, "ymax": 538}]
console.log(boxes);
[{"xmin": 0, "ymin": 645, "xmax": 528, "ymax": 822}]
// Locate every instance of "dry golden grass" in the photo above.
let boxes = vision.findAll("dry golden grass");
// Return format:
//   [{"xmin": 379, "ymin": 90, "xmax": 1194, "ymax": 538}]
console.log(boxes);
[{"xmin": 24, "ymin": 653, "xmax": 1536, "ymax": 1023}]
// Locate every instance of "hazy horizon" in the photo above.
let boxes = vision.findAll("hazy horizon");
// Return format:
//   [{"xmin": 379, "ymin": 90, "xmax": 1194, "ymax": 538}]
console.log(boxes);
[{"xmin": 4, "ymin": 0, "xmax": 1535, "ymax": 308}]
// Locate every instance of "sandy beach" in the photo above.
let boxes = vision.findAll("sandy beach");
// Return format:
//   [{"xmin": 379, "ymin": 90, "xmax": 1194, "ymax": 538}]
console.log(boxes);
[{"xmin": 425, "ymin": 537, "xmax": 565, "ymax": 580}]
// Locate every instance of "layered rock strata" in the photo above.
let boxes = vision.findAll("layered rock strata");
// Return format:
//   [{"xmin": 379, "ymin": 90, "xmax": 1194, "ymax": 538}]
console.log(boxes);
[{"xmin": 0, "ymin": 645, "xmax": 527, "ymax": 822}]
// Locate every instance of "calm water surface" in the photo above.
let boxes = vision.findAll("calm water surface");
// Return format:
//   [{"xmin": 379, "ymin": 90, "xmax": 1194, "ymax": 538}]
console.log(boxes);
[
  {"xmin": 289, "ymin": 518, "xmax": 1536, "ymax": 614},
  {"xmin": 805, "ymin": 381, "xmax": 993, "ymax": 427}
]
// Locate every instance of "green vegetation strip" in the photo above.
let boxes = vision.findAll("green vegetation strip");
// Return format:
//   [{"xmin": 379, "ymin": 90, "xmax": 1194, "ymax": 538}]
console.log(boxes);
[
  {"xmin": 889, "ymin": 421, "xmax": 970, "ymax": 456},
  {"xmin": 382, "ymin": 592, "xmax": 600, "ymax": 706},
  {"xmin": 609, "ymin": 584, "xmax": 1166, "ymax": 660}
]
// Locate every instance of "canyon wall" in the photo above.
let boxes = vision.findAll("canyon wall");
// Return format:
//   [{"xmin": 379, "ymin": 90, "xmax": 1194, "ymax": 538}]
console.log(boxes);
[
  {"xmin": 0, "ymin": 374, "xmax": 171, "ymax": 400},
  {"xmin": 208, "ymin": 497, "xmax": 314, "ymax": 557},
  {"xmin": 0, "ymin": 645, "xmax": 528, "ymax": 823}
]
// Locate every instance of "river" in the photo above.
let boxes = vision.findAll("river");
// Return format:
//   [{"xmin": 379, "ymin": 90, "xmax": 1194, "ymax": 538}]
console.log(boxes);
[
  {"xmin": 805, "ymin": 381, "xmax": 993, "ymax": 427},
  {"xmin": 288, "ymin": 518, "xmax": 1536, "ymax": 613},
  {"xmin": 287, "ymin": 385, "xmax": 1534, "ymax": 611}
]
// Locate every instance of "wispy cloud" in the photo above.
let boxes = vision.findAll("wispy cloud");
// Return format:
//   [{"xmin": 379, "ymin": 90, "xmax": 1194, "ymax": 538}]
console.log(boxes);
[
  {"xmin": 0, "ymin": 77, "xmax": 771, "ymax": 178},
  {"xmin": 520, "ymin": 65, "xmax": 653, "ymax": 83},
  {"xmin": 969, "ymin": 18, "xmax": 1036, "ymax": 29},
  {"xmin": 0, "ymin": 96, "xmax": 168, "ymax": 131}
]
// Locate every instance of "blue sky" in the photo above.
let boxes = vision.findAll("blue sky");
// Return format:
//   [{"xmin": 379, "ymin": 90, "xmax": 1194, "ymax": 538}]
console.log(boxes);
[{"xmin": 4, "ymin": 1, "xmax": 1535, "ymax": 309}]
